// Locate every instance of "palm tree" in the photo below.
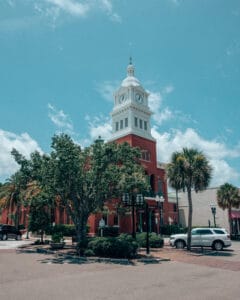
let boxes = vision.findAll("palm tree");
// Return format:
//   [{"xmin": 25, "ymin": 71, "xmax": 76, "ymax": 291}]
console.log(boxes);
[
  {"xmin": 217, "ymin": 183, "xmax": 240, "ymax": 235},
  {"xmin": 0, "ymin": 176, "xmax": 21, "ymax": 226},
  {"xmin": 0, "ymin": 174, "xmax": 39, "ymax": 228},
  {"xmin": 167, "ymin": 148, "xmax": 212, "ymax": 250}
]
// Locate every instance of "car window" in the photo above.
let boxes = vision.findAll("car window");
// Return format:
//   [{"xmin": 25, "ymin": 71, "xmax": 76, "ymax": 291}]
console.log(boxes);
[
  {"xmin": 213, "ymin": 229, "xmax": 225, "ymax": 235},
  {"xmin": 191, "ymin": 229, "xmax": 200, "ymax": 235},
  {"xmin": 198, "ymin": 229, "xmax": 213, "ymax": 235}
]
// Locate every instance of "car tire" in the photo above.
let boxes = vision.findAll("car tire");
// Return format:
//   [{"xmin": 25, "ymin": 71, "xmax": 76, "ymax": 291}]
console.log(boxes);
[
  {"xmin": 175, "ymin": 240, "xmax": 185, "ymax": 249},
  {"xmin": 16, "ymin": 234, "xmax": 22, "ymax": 241},
  {"xmin": 2, "ymin": 233, "xmax": 8, "ymax": 241},
  {"xmin": 213, "ymin": 240, "xmax": 223, "ymax": 251}
]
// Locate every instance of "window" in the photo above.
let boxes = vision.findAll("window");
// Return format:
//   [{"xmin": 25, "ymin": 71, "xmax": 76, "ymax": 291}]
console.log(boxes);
[
  {"xmin": 141, "ymin": 150, "xmax": 150, "ymax": 161},
  {"xmin": 102, "ymin": 214, "xmax": 108, "ymax": 226},
  {"xmin": 139, "ymin": 119, "xmax": 143, "ymax": 129},
  {"xmin": 125, "ymin": 118, "xmax": 128, "ymax": 127},
  {"xmin": 115, "ymin": 122, "xmax": 119, "ymax": 131},
  {"xmin": 158, "ymin": 179, "xmax": 163, "ymax": 196},
  {"xmin": 144, "ymin": 121, "xmax": 147, "ymax": 130},
  {"xmin": 113, "ymin": 214, "xmax": 119, "ymax": 226},
  {"xmin": 198, "ymin": 229, "xmax": 213, "ymax": 235},
  {"xmin": 120, "ymin": 120, "xmax": 123, "ymax": 129},
  {"xmin": 191, "ymin": 229, "xmax": 200, "ymax": 236},
  {"xmin": 213, "ymin": 229, "xmax": 225, "ymax": 235},
  {"xmin": 135, "ymin": 117, "xmax": 138, "ymax": 127}
]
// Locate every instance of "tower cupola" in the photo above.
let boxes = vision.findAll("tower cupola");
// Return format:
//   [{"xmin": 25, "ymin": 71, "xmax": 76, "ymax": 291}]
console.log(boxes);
[{"xmin": 109, "ymin": 60, "xmax": 154, "ymax": 142}]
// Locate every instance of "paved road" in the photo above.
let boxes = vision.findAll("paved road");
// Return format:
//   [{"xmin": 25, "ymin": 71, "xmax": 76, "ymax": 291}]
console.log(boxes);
[
  {"xmin": 1, "ymin": 242, "xmax": 240, "ymax": 300},
  {"xmin": 0, "ymin": 239, "xmax": 33, "ymax": 250}
]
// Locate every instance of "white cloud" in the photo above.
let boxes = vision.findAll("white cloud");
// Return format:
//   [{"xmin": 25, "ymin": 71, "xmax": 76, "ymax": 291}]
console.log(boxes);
[
  {"xmin": 148, "ymin": 90, "xmax": 173, "ymax": 125},
  {"xmin": 98, "ymin": 0, "xmax": 121, "ymax": 23},
  {"xmin": 45, "ymin": 0, "xmax": 90, "ymax": 17},
  {"xmin": 84, "ymin": 114, "xmax": 112, "ymax": 144},
  {"xmin": 152, "ymin": 127, "xmax": 240, "ymax": 187},
  {"xmin": 5, "ymin": 0, "xmax": 121, "ymax": 28},
  {"xmin": 48, "ymin": 103, "xmax": 74, "ymax": 134},
  {"xmin": 96, "ymin": 80, "xmax": 120, "ymax": 102},
  {"xmin": 0, "ymin": 129, "xmax": 42, "ymax": 181}
]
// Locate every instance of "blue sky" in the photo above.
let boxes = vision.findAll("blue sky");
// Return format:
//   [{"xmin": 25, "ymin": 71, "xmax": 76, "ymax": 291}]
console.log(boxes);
[{"xmin": 0, "ymin": 0, "xmax": 240, "ymax": 188}]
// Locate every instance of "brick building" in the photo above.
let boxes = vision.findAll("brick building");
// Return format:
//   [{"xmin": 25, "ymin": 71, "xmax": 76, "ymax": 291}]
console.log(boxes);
[
  {"xmin": 1, "ymin": 61, "xmax": 177, "ymax": 235},
  {"xmin": 84, "ymin": 60, "xmax": 177, "ymax": 236}
]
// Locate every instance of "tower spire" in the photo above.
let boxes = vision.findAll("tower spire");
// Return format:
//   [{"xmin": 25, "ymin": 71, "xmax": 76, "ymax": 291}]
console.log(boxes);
[{"xmin": 127, "ymin": 57, "xmax": 134, "ymax": 77}]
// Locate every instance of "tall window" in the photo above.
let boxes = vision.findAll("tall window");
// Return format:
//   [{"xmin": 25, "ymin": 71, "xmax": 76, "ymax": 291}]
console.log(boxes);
[
  {"xmin": 144, "ymin": 121, "xmax": 147, "ymax": 130},
  {"xmin": 120, "ymin": 120, "xmax": 123, "ymax": 129},
  {"xmin": 158, "ymin": 179, "xmax": 163, "ymax": 196},
  {"xmin": 139, "ymin": 119, "xmax": 143, "ymax": 129},
  {"xmin": 134, "ymin": 117, "xmax": 138, "ymax": 127},
  {"xmin": 113, "ymin": 214, "xmax": 119, "ymax": 226},
  {"xmin": 125, "ymin": 118, "xmax": 128, "ymax": 127},
  {"xmin": 141, "ymin": 150, "xmax": 150, "ymax": 161}
]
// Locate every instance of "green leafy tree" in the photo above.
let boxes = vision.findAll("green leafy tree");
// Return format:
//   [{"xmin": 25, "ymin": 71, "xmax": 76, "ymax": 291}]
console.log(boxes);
[
  {"xmin": 167, "ymin": 148, "xmax": 212, "ymax": 250},
  {"xmin": 12, "ymin": 134, "xmax": 148, "ymax": 251},
  {"xmin": 217, "ymin": 183, "xmax": 240, "ymax": 235},
  {"xmin": 28, "ymin": 194, "xmax": 51, "ymax": 244},
  {"xmin": 0, "ymin": 173, "xmax": 25, "ymax": 227}
]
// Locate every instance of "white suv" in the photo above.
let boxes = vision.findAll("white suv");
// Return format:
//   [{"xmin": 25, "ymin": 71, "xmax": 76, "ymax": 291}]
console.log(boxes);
[{"xmin": 169, "ymin": 228, "xmax": 231, "ymax": 251}]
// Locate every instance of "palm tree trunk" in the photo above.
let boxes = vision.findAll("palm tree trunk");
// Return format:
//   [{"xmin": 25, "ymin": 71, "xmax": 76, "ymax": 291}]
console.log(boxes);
[
  {"xmin": 228, "ymin": 206, "xmax": 232, "ymax": 236},
  {"xmin": 187, "ymin": 187, "xmax": 193, "ymax": 251}
]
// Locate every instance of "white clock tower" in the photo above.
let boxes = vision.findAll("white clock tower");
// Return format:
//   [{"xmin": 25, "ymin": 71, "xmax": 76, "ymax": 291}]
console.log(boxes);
[{"xmin": 110, "ymin": 59, "xmax": 154, "ymax": 142}]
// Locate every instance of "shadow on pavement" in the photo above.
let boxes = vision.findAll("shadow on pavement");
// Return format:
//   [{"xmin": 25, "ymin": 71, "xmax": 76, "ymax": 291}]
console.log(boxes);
[{"xmin": 189, "ymin": 248, "xmax": 235, "ymax": 257}]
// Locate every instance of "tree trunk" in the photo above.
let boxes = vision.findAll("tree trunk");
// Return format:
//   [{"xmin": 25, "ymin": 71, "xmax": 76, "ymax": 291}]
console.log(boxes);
[
  {"xmin": 75, "ymin": 214, "xmax": 88, "ymax": 256},
  {"xmin": 228, "ymin": 206, "xmax": 232, "ymax": 236},
  {"xmin": 187, "ymin": 187, "xmax": 193, "ymax": 251},
  {"xmin": 40, "ymin": 230, "xmax": 44, "ymax": 244}
]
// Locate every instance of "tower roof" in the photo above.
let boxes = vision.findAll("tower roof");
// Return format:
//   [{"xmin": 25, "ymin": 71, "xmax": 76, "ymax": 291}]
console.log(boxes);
[{"xmin": 121, "ymin": 59, "xmax": 141, "ymax": 87}]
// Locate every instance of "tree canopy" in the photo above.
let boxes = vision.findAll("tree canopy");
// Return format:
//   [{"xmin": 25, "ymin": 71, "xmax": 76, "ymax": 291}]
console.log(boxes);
[
  {"xmin": 10, "ymin": 134, "xmax": 149, "ymax": 246},
  {"xmin": 217, "ymin": 183, "xmax": 240, "ymax": 234},
  {"xmin": 167, "ymin": 148, "xmax": 212, "ymax": 250}
]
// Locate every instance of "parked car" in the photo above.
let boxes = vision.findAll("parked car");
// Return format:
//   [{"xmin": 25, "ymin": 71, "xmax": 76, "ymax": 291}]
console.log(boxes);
[
  {"xmin": 0, "ymin": 224, "xmax": 22, "ymax": 241},
  {"xmin": 169, "ymin": 228, "xmax": 231, "ymax": 251}
]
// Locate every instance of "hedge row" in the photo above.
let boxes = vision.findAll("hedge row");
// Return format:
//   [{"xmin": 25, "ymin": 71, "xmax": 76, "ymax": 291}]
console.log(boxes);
[
  {"xmin": 136, "ymin": 232, "xmax": 164, "ymax": 248},
  {"xmin": 87, "ymin": 234, "xmax": 138, "ymax": 258}
]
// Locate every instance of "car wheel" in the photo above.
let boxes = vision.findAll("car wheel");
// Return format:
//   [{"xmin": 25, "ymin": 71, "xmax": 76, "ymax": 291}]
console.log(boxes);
[
  {"xmin": 16, "ymin": 234, "xmax": 22, "ymax": 241},
  {"xmin": 2, "ymin": 233, "xmax": 8, "ymax": 241},
  {"xmin": 213, "ymin": 241, "xmax": 223, "ymax": 251},
  {"xmin": 175, "ymin": 240, "xmax": 185, "ymax": 249}
]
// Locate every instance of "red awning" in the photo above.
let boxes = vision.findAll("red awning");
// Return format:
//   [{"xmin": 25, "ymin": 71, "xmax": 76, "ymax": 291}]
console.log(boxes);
[{"xmin": 231, "ymin": 211, "xmax": 240, "ymax": 219}]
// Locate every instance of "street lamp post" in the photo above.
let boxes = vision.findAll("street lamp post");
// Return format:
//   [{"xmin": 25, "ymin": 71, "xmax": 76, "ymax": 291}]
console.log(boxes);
[
  {"xmin": 211, "ymin": 206, "xmax": 216, "ymax": 227},
  {"xmin": 155, "ymin": 195, "xmax": 164, "ymax": 235},
  {"xmin": 122, "ymin": 193, "xmax": 144, "ymax": 239},
  {"xmin": 122, "ymin": 193, "xmax": 150, "ymax": 254}
]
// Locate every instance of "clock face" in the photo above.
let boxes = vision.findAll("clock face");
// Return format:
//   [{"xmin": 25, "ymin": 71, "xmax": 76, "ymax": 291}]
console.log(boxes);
[
  {"xmin": 135, "ymin": 93, "xmax": 143, "ymax": 103},
  {"xmin": 119, "ymin": 94, "xmax": 126, "ymax": 104}
]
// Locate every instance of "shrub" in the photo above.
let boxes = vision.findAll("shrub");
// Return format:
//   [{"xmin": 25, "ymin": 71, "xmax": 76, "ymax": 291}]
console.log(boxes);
[
  {"xmin": 51, "ymin": 232, "xmax": 64, "ymax": 243},
  {"xmin": 136, "ymin": 232, "xmax": 164, "ymax": 248},
  {"xmin": 84, "ymin": 249, "xmax": 95, "ymax": 257},
  {"xmin": 46, "ymin": 224, "xmax": 90, "ymax": 237},
  {"xmin": 87, "ymin": 234, "xmax": 138, "ymax": 258},
  {"xmin": 18, "ymin": 224, "xmax": 25, "ymax": 230}
]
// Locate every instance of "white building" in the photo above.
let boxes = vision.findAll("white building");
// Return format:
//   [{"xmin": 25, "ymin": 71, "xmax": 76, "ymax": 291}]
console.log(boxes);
[{"xmin": 178, "ymin": 188, "xmax": 230, "ymax": 232}]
